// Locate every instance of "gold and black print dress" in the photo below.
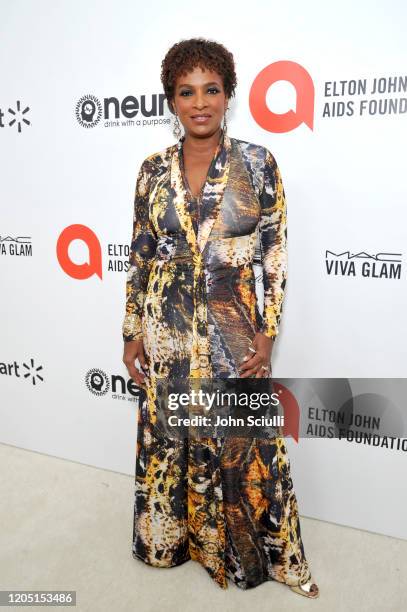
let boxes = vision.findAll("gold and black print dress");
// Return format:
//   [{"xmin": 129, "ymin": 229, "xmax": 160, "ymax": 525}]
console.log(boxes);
[{"xmin": 122, "ymin": 129, "xmax": 312, "ymax": 590}]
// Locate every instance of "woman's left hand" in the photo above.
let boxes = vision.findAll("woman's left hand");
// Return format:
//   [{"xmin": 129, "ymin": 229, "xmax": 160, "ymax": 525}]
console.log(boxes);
[{"xmin": 238, "ymin": 332, "xmax": 274, "ymax": 378}]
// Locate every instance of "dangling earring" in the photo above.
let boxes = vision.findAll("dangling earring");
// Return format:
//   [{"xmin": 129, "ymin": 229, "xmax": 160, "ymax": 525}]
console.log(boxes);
[
  {"xmin": 223, "ymin": 107, "xmax": 228, "ymax": 135},
  {"xmin": 173, "ymin": 111, "xmax": 182, "ymax": 140}
]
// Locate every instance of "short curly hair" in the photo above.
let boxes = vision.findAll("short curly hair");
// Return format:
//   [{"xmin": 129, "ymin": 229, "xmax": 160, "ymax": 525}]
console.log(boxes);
[{"xmin": 160, "ymin": 38, "xmax": 237, "ymax": 114}]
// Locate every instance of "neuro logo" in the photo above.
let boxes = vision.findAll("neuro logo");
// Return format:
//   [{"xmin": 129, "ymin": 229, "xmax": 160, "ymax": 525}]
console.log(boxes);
[
  {"xmin": 85, "ymin": 368, "xmax": 110, "ymax": 396},
  {"xmin": 57, "ymin": 224, "xmax": 102, "ymax": 280},
  {"xmin": 75, "ymin": 94, "xmax": 102, "ymax": 128},
  {"xmin": 22, "ymin": 357, "xmax": 44, "ymax": 385},
  {"xmin": 249, "ymin": 61, "xmax": 314, "ymax": 133},
  {"xmin": 1, "ymin": 100, "xmax": 31, "ymax": 133}
]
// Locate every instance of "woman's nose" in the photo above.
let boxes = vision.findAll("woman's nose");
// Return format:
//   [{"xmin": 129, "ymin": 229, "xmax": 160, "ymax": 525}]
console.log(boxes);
[{"xmin": 194, "ymin": 91, "xmax": 207, "ymax": 108}]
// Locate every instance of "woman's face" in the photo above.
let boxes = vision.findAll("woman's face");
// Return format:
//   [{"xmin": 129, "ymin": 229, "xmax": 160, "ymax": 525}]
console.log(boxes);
[{"xmin": 171, "ymin": 65, "xmax": 228, "ymax": 138}]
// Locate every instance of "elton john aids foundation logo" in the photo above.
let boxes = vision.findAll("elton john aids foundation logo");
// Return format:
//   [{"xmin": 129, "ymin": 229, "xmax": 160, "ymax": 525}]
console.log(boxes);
[
  {"xmin": 57, "ymin": 224, "xmax": 131, "ymax": 278},
  {"xmin": 249, "ymin": 60, "xmax": 314, "ymax": 133},
  {"xmin": 57, "ymin": 224, "xmax": 102, "ymax": 280}
]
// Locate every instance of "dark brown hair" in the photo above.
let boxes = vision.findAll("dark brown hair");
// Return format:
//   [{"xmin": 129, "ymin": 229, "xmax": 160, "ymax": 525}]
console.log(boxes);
[{"xmin": 160, "ymin": 37, "xmax": 237, "ymax": 114}]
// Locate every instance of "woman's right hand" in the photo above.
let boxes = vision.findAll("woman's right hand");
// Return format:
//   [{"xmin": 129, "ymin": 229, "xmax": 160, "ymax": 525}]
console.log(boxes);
[{"xmin": 123, "ymin": 339, "xmax": 149, "ymax": 387}]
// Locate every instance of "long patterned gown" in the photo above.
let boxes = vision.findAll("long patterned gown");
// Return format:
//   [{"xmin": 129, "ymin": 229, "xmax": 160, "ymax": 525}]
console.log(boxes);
[{"xmin": 122, "ymin": 128, "xmax": 312, "ymax": 590}]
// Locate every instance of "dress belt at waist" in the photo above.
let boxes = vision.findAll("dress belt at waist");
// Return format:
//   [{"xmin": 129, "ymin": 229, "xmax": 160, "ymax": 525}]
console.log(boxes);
[{"xmin": 154, "ymin": 239, "xmax": 254, "ymax": 281}]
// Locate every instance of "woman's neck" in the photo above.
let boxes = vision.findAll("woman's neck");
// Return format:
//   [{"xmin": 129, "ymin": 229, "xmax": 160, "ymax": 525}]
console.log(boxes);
[{"xmin": 182, "ymin": 127, "xmax": 223, "ymax": 157}]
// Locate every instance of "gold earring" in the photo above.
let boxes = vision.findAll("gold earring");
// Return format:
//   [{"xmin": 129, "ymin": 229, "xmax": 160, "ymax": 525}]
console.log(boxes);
[{"xmin": 173, "ymin": 112, "xmax": 182, "ymax": 140}]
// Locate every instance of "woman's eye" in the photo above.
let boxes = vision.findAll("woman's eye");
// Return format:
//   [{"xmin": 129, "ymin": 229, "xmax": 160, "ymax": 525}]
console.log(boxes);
[{"xmin": 179, "ymin": 88, "xmax": 220, "ymax": 96}]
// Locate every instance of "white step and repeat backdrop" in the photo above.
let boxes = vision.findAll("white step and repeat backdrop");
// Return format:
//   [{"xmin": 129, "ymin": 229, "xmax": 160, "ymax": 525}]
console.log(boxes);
[{"xmin": 1, "ymin": 1, "xmax": 406, "ymax": 538}]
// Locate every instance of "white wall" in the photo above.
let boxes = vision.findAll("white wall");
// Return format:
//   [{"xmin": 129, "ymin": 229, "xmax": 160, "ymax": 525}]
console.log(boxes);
[{"xmin": 1, "ymin": 0, "xmax": 406, "ymax": 539}]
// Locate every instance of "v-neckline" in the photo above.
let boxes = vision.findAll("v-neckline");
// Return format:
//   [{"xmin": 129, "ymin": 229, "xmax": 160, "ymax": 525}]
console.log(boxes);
[
  {"xmin": 179, "ymin": 130, "xmax": 224, "ymax": 201},
  {"xmin": 171, "ymin": 128, "xmax": 231, "ymax": 256}
]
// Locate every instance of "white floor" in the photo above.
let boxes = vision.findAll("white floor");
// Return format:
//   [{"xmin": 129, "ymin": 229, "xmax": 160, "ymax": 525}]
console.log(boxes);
[{"xmin": 0, "ymin": 442, "xmax": 405, "ymax": 612}]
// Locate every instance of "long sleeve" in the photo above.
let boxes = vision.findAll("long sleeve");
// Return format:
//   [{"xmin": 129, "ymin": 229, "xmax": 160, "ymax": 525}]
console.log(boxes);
[
  {"xmin": 258, "ymin": 149, "xmax": 288, "ymax": 340},
  {"xmin": 122, "ymin": 158, "xmax": 158, "ymax": 342}
]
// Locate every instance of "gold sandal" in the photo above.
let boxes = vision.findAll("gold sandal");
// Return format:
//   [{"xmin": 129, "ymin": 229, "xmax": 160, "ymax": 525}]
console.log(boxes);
[{"xmin": 290, "ymin": 576, "xmax": 320, "ymax": 599}]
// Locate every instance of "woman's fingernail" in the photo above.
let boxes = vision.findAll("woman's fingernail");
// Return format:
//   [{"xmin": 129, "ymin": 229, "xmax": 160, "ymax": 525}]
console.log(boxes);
[{"xmin": 243, "ymin": 356, "xmax": 248, "ymax": 361}]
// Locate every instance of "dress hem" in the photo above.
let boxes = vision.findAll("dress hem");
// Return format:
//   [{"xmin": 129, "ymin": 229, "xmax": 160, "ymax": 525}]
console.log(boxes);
[{"xmin": 132, "ymin": 551, "xmax": 309, "ymax": 592}]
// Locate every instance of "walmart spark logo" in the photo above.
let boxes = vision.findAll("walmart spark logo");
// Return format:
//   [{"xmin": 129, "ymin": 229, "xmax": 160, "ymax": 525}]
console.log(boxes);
[
  {"xmin": 22, "ymin": 358, "xmax": 44, "ymax": 385},
  {"xmin": 0, "ymin": 100, "xmax": 31, "ymax": 133}
]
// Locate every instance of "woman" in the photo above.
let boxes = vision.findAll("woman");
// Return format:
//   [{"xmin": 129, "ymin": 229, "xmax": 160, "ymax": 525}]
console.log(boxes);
[{"xmin": 122, "ymin": 38, "xmax": 319, "ymax": 598}]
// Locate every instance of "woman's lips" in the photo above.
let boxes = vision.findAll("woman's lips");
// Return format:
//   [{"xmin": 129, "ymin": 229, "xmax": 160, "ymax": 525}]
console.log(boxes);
[{"xmin": 191, "ymin": 115, "xmax": 211, "ymax": 123}]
